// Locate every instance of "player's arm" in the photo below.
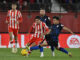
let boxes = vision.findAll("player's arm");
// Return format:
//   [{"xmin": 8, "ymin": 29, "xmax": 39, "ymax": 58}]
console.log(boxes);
[
  {"xmin": 63, "ymin": 26, "xmax": 75, "ymax": 34},
  {"xmin": 17, "ymin": 11, "xmax": 23, "ymax": 23},
  {"xmin": 27, "ymin": 23, "xmax": 35, "ymax": 35},
  {"xmin": 43, "ymin": 29, "xmax": 51, "ymax": 35},
  {"xmin": 28, "ymin": 26, "xmax": 34, "ymax": 34},
  {"xmin": 43, "ymin": 23, "xmax": 50, "ymax": 35},
  {"xmin": 46, "ymin": 16, "xmax": 51, "ymax": 27},
  {"xmin": 6, "ymin": 11, "xmax": 9, "ymax": 23},
  {"xmin": 26, "ymin": 26, "xmax": 33, "ymax": 36},
  {"xmin": 47, "ymin": 29, "xmax": 51, "ymax": 34}
]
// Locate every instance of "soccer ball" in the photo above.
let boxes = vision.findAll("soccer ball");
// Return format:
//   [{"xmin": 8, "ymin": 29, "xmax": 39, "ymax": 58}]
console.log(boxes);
[{"xmin": 21, "ymin": 49, "xmax": 28, "ymax": 56}]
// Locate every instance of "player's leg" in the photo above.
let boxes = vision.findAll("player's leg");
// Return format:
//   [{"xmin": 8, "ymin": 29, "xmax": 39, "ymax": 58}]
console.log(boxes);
[
  {"xmin": 14, "ymin": 35, "xmax": 18, "ymax": 53},
  {"xmin": 50, "ymin": 46, "xmax": 55, "ymax": 56},
  {"xmin": 55, "ymin": 41, "xmax": 72, "ymax": 57},
  {"xmin": 28, "ymin": 38, "xmax": 44, "ymax": 57},
  {"xmin": 9, "ymin": 32, "xmax": 13, "ymax": 47},
  {"xmin": 45, "ymin": 34, "xmax": 55, "ymax": 56},
  {"xmin": 29, "ymin": 43, "xmax": 44, "ymax": 57},
  {"xmin": 35, "ymin": 38, "xmax": 44, "ymax": 57},
  {"xmin": 13, "ymin": 29, "xmax": 18, "ymax": 53},
  {"xmin": 14, "ymin": 35, "xmax": 17, "ymax": 48},
  {"xmin": 40, "ymin": 40, "xmax": 55, "ymax": 56},
  {"xmin": 48, "ymin": 41, "xmax": 55, "ymax": 56},
  {"xmin": 56, "ymin": 47, "xmax": 72, "ymax": 57},
  {"xmin": 27, "ymin": 42, "xmax": 37, "ymax": 53},
  {"xmin": 39, "ymin": 41, "xmax": 50, "ymax": 57},
  {"xmin": 26, "ymin": 37, "xmax": 36, "ymax": 51},
  {"xmin": 26, "ymin": 37, "xmax": 42, "ymax": 48}
]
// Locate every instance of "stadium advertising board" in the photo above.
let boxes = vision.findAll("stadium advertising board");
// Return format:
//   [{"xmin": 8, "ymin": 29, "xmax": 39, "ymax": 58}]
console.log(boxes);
[{"xmin": 0, "ymin": 34, "xmax": 80, "ymax": 48}]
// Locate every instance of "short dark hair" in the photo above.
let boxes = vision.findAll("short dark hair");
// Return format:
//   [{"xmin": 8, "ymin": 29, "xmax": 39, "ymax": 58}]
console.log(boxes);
[
  {"xmin": 12, "ymin": 2, "xmax": 17, "ymax": 5},
  {"xmin": 53, "ymin": 16, "xmax": 60, "ymax": 20},
  {"xmin": 35, "ymin": 16, "xmax": 41, "ymax": 20},
  {"xmin": 40, "ymin": 8, "xmax": 45, "ymax": 11}
]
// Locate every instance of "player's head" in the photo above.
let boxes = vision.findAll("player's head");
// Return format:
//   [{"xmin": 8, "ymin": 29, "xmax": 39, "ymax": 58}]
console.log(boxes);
[
  {"xmin": 40, "ymin": 8, "xmax": 46, "ymax": 16},
  {"xmin": 53, "ymin": 16, "xmax": 60, "ymax": 24},
  {"xmin": 35, "ymin": 16, "xmax": 41, "ymax": 24},
  {"xmin": 12, "ymin": 2, "xmax": 17, "ymax": 10}
]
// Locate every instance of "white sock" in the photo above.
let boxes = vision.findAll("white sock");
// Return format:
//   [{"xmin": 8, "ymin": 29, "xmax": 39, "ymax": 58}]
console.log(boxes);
[
  {"xmin": 10, "ymin": 40, "xmax": 13, "ymax": 48},
  {"xmin": 40, "ymin": 52, "xmax": 44, "ymax": 56},
  {"xmin": 15, "ymin": 43, "xmax": 17, "ymax": 48},
  {"xmin": 52, "ymin": 51, "xmax": 55, "ymax": 56},
  {"xmin": 8, "ymin": 42, "xmax": 12, "ymax": 48},
  {"xmin": 17, "ymin": 43, "xmax": 20, "ymax": 48}
]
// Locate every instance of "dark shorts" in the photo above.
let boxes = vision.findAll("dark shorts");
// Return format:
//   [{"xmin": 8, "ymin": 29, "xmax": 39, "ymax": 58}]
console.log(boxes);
[
  {"xmin": 47, "ymin": 40, "xmax": 58, "ymax": 47},
  {"xmin": 45, "ymin": 34, "xmax": 58, "ymax": 47}
]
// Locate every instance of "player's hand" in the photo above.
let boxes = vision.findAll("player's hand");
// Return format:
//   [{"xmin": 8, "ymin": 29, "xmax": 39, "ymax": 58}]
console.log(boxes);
[
  {"xmin": 6, "ymin": 21, "xmax": 9, "ymax": 23},
  {"xmin": 40, "ymin": 33, "xmax": 44, "ymax": 38},
  {"xmin": 15, "ymin": 21, "xmax": 19, "ymax": 24}
]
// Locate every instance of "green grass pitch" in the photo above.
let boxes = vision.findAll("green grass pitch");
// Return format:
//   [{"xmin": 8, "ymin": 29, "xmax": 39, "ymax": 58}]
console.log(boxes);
[{"xmin": 0, "ymin": 48, "xmax": 80, "ymax": 60}]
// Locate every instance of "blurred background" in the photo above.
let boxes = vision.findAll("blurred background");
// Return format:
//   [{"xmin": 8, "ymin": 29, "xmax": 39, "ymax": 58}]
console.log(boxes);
[{"xmin": 0, "ymin": 0, "xmax": 80, "ymax": 33}]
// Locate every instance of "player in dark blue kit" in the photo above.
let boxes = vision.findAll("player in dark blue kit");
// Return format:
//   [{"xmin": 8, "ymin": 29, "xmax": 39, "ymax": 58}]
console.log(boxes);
[
  {"xmin": 40, "ymin": 8, "xmax": 51, "ymax": 28},
  {"xmin": 40, "ymin": 8, "xmax": 55, "ymax": 56},
  {"xmin": 39, "ymin": 8, "xmax": 55, "ymax": 56},
  {"xmin": 39, "ymin": 16, "xmax": 74, "ymax": 57}
]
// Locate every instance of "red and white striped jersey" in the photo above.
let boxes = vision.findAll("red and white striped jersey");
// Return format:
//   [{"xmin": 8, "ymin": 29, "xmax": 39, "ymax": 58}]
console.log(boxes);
[
  {"xmin": 29, "ymin": 22, "xmax": 49, "ymax": 39},
  {"xmin": 6, "ymin": 9, "xmax": 22, "ymax": 29}
]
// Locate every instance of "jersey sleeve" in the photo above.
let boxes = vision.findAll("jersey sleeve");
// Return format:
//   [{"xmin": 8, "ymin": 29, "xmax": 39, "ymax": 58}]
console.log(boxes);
[
  {"xmin": 28, "ymin": 23, "xmax": 35, "ymax": 33},
  {"xmin": 18, "ymin": 11, "xmax": 22, "ymax": 23},
  {"xmin": 61, "ymin": 24, "xmax": 64, "ymax": 28},
  {"xmin": 43, "ymin": 23, "xmax": 49, "ymax": 35},
  {"xmin": 46, "ymin": 16, "xmax": 51, "ymax": 28},
  {"xmin": 60, "ymin": 24, "xmax": 64, "ymax": 30}
]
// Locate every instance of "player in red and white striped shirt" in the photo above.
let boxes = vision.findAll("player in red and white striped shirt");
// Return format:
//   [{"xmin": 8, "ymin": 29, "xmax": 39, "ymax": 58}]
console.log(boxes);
[
  {"xmin": 6, "ymin": 3, "xmax": 22, "ymax": 53},
  {"xmin": 29, "ymin": 20, "xmax": 49, "ymax": 39},
  {"xmin": 27, "ymin": 16, "xmax": 49, "ymax": 45},
  {"xmin": 25, "ymin": 16, "xmax": 50, "ymax": 56}
]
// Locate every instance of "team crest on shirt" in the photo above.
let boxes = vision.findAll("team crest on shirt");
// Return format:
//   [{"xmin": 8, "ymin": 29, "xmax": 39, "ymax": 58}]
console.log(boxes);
[
  {"xmin": 48, "ymin": 17, "xmax": 50, "ymax": 20},
  {"xmin": 56, "ymin": 25, "xmax": 59, "ymax": 28},
  {"xmin": 45, "ymin": 18, "xmax": 46, "ymax": 21}
]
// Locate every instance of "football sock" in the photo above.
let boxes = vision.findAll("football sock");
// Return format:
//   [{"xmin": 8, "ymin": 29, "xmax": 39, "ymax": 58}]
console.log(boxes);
[
  {"xmin": 30, "ymin": 46, "xmax": 43, "ymax": 52},
  {"xmin": 10, "ymin": 40, "xmax": 13, "ymax": 48},
  {"xmin": 15, "ymin": 43, "xmax": 17, "ymax": 48},
  {"xmin": 40, "ymin": 52, "xmax": 44, "ymax": 57},
  {"xmin": 59, "ymin": 47, "xmax": 68, "ymax": 54},
  {"xmin": 30, "ymin": 46, "xmax": 40, "ymax": 50},
  {"xmin": 40, "ymin": 47, "xmax": 43, "ymax": 52},
  {"xmin": 15, "ymin": 40, "xmax": 17, "ymax": 48},
  {"xmin": 51, "ymin": 46, "xmax": 55, "ymax": 52}
]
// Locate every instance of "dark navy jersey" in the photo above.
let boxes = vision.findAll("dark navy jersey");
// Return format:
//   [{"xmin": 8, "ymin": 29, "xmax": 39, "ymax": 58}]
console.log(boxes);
[
  {"xmin": 40, "ymin": 15, "xmax": 51, "ymax": 28},
  {"xmin": 50, "ymin": 23, "xmax": 64, "ymax": 41}
]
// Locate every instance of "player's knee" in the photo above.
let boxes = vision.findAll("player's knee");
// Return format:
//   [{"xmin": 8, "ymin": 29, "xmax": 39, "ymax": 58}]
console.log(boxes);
[
  {"xmin": 39, "ymin": 45, "xmax": 42, "ymax": 48},
  {"xmin": 10, "ymin": 36, "xmax": 12, "ymax": 39},
  {"xmin": 14, "ymin": 36, "xmax": 17, "ymax": 40},
  {"xmin": 27, "ymin": 43, "xmax": 30, "ymax": 46},
  {"xmin": 15, "ymin": 40, "xmax": 17, "ymax": 43}
]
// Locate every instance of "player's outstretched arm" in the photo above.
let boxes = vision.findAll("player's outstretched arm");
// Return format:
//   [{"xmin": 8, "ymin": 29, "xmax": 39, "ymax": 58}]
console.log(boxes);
[{"xmin": 63, "ymin": 26, "xmax": 75, "ymax": 34}]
